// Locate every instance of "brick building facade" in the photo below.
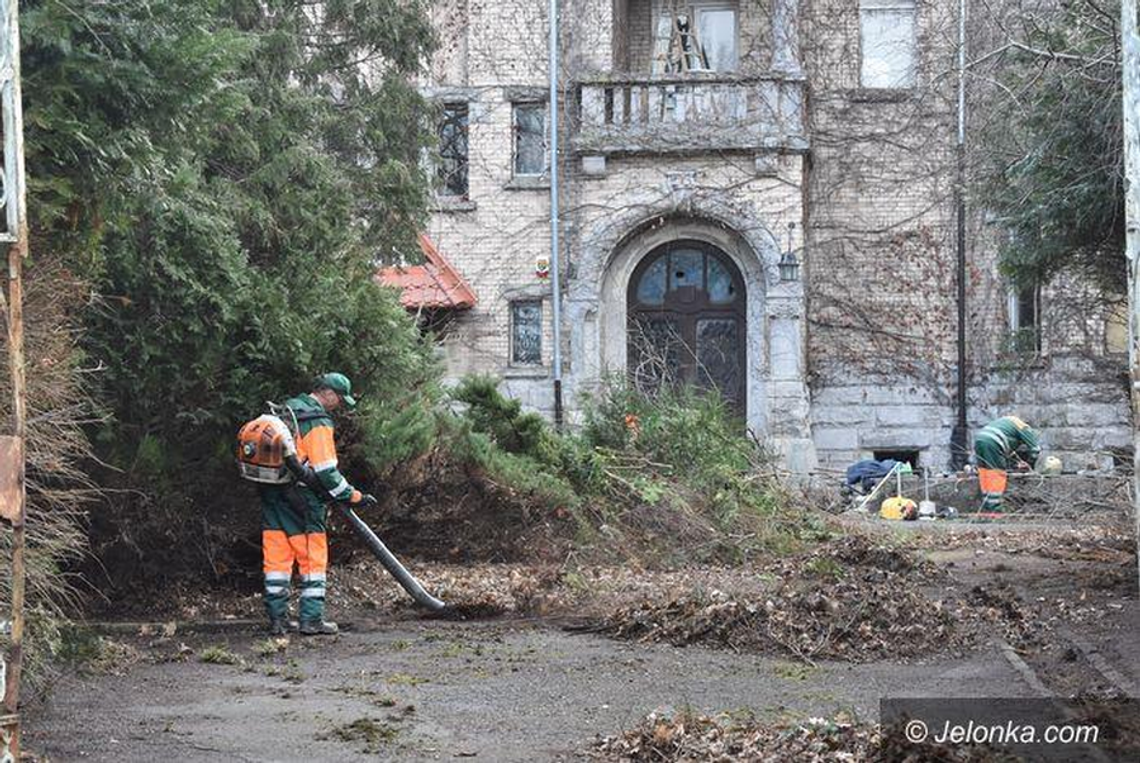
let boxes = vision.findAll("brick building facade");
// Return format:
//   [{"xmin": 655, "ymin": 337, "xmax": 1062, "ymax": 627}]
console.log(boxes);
[{"xmin": 411, "ymin": 0, "xmax": 1131, "ymax": 474}]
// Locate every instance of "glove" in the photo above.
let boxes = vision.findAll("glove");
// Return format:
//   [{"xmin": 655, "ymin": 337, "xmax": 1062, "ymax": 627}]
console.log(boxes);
[{"xmin": 357, "ymin": 493, "xmax": 378, "ymax": 508}]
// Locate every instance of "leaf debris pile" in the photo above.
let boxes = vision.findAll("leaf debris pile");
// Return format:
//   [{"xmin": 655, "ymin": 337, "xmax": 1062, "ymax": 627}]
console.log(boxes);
[
  {"xmin": 589, "ymin": 536, "xmax": 962, "ymax": 662},
  {"xmin": 592, "ymin": 711, "xmax": 1015, "ymax": 762},
  {"xmin": 330, "ymin": 562, "xmax": 569, "ymax": 618},
  {"xmin": 880, "ymin": 521, "xmax": 1134, "ymax": 560},
  {"xmin": 963, "ymin": 582, "xmax": 1036, "ymax": 646},
  {"xmin": 332, "ymin": 535, "xmax": 1062, "ymax": 658}
]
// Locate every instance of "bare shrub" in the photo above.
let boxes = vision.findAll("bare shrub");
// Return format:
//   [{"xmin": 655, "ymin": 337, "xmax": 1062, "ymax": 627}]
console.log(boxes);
[{"xmin": 0, "ymin": 258, "xmax": 99, "ymax": 695}]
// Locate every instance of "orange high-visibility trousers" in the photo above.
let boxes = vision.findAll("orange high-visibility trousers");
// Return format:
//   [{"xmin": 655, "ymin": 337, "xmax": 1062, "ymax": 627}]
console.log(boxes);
[
  {"xmin": 978, "ymin": 467, "xmax": 1008, "ymax": 512},
  {"xmin": 260, "ymin": 485, "xmax": 328, "ymax": 622}
]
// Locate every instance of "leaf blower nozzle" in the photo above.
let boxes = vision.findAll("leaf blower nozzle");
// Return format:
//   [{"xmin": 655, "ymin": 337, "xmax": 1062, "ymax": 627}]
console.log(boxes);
[{"xmin": 338, "ymin": 504, "xmax": 446, "ymax": 612}]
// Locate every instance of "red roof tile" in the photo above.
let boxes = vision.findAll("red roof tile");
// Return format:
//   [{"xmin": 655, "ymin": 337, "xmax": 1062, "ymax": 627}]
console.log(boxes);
[{"xmin": 377, "ymin": 234, "xmax": 477, "ymax": 310}]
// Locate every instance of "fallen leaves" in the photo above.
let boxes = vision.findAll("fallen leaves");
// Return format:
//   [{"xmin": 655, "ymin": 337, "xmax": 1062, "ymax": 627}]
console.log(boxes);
[
  {"xmin": 594, "ymin": 712, "xmax": 881, "ymax": 761},
  {"xmin": 328, "ymin": 562, "xmax": 567, "ymax": 617},
  {"xmin": 593, "ymin": 711, "xmax": 1018, "ymax": 762},
  {"xmin": 588, "ymin": 536, "xmax": 962, "ymax": 663}
]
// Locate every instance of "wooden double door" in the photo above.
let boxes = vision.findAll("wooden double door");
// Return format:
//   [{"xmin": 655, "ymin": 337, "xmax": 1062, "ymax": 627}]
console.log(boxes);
[{"xmin": 627, "ymin": 240, "xmax": 746, "ymax": 414}]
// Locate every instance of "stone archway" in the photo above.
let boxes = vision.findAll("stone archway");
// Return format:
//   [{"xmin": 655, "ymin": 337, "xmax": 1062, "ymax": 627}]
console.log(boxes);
[
  {"xmin": 626, "ymin": 239, "xmax": 748, "ymax": 415},
  {"xmin": 589, "ymin": 214, "xmax": 772, "ymax": 434},
  {"xmin": 563, "ymin": 198, "xmax": 817, "ymax": 473}
]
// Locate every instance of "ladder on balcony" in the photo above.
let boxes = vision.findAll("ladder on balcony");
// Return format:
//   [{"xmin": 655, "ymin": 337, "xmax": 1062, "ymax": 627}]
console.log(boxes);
[{"xmin": 652, "ymin": 2, "xmax": 710, "ymax": 74}]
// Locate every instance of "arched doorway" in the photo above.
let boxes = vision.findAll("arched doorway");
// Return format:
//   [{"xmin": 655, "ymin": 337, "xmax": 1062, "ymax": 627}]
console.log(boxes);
[{"xmin": 627, "ymin": 240, "xmax": 746, "ymax": 413}]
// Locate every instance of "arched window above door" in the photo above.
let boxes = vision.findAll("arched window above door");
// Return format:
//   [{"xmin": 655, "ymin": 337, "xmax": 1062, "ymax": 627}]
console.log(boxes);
[{"xmin": 632, "ymin": 245, "xmax": 741, "ymax": 308}]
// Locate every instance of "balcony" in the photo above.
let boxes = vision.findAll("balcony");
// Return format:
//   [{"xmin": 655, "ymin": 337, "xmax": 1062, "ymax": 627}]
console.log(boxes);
[{"xmin": 573, "ymin": 74, "xmax": 807, "ymax": 156}]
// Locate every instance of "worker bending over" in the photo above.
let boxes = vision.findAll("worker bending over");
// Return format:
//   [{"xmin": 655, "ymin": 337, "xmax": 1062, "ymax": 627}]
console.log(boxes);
[{"xmin": 973, "ymin": 415, "xmax": 1041, "ymax": 514}]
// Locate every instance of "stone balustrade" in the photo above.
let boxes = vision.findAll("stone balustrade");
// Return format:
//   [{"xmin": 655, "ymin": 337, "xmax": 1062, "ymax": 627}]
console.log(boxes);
[{"xmin": 573, "ymin": 74, "xmax": 808, "ymax": 155}]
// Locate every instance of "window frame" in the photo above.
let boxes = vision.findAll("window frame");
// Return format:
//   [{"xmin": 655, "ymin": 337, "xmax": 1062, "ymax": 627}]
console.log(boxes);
[
  {"xmin": 650, "ymin": 1, "xmax": 740, "ymax": 75},
  {"xmin": 510, "ymin": 299, "xmax": 544, "ymax": 366},
  {"xmin": 1007, "ymin": 282, "xmax": 1042, "ymax": 355},
  {"xmin": 690, "ymin": 2, "xmax": 739, "ymax": 74},
  {"xmin": 512, "ymin": 102, "xmax": 548, "ymax": 178},
  {"xmin": 1104, "ymin": 303, "xmax": 1128, "ymax": 356},
  {"xmin": 436, "ymin": 101, "xmax": 470, "ymax": 199},
  {"xmin": 858, "ymin": 0, "xmax": 918, "ymax": 90}
]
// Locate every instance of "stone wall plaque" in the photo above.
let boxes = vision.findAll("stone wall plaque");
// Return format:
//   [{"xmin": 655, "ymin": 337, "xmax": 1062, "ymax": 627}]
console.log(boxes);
[{"xmin": 665, "ymin": 170, "xmax": 698, "ymax": 193}]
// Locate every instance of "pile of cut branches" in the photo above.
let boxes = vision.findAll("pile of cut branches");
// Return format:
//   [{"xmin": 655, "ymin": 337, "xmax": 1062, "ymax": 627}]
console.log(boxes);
[
  {"xmin": 590, "ymin": 536, "xmax": 962, "ymax": 662},
  {"xmin": 428, "ymin": 376, "xmax": 826, "ymax": 568}
]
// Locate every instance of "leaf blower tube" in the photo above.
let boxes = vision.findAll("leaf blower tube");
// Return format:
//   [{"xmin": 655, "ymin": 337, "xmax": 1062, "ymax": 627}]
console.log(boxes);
[
  {"xmin": 284, "ymin": 455, "xmax": 447, "ymax": 612},
  {"xmin": 336, "ymin": 503, "xmax": 446, "ymax": 612}
]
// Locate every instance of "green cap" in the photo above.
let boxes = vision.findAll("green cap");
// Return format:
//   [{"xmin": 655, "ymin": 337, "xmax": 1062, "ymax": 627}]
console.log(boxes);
[{"xmin": 318, "ymin": 372, "xmax": 356, "ymax": 409}]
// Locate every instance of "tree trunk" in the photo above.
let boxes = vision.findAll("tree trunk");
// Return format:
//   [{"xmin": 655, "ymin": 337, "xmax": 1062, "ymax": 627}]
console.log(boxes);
[{"xmin": 1122, "ymin": 0, "xmax": 1140, "ymax": 595}]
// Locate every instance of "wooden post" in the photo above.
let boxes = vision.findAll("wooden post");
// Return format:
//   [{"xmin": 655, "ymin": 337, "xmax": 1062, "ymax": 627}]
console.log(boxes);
[
  {"xmin": 1, "ymin": 245, "xmax": 25, "ymax": 758},
  {"xmin": 0, "ymin": 0, "xmax": 28, "ymax": 754},
  {"xmin": 1123, "ymin": 0, "xmax": 1140, "ymax": 595}
]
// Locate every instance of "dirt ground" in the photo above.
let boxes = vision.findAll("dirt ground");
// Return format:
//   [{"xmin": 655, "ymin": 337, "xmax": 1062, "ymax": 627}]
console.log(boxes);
[{"xmin": 23, "ymin": 515, "xmax": 1140, "ymax": 762}]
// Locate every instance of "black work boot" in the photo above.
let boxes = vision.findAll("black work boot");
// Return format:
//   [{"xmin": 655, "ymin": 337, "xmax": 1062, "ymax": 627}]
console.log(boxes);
[
  {"xmin": 268, "ymin": 618, "xmax": 288, "ymax": 637},
  {"xmin": 299, "ymin": 620, "xmax": 339, "ymax": 636}
]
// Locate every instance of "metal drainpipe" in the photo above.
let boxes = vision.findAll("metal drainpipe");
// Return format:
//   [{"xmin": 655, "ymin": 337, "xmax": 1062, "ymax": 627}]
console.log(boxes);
[
  {"xmin": 950, "ymin": 0, "xmax": 969, "ymax": 470},
  {"xmin": 549, "ymin": 0, "xmax": 564, "ymax": 429}
]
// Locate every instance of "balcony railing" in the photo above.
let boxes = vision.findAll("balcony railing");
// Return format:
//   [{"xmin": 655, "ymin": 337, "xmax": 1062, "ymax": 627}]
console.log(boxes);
[{"xmin": 573, "ymin": 74, "xmax": 807, "ymax": 155}]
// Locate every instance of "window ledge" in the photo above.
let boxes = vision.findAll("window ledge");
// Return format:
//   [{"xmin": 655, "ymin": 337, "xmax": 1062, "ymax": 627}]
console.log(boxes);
[
  {"xmin": 431, "ymin": 197, "xmax": 476, "ymax": 213},
  {"xmin": 504, "ymin": 176, "xmax": 550, "ymax": 191},
  {"xmin": 502, "ymin": 365, "xmax": 549, "ymax": 379},
  {"xmin": 992, "ymin": 352, "xmax": 1048, "ymax": 371},
  {"xmin": 847, "ymin": 88, "xmax": 914, "ymax": 104}
]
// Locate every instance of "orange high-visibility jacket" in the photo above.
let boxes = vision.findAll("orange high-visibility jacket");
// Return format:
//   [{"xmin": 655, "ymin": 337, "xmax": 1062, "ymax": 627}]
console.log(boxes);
[{"xmin": 283, "ymin": 394, "xmax": 361, "ymax": 503}]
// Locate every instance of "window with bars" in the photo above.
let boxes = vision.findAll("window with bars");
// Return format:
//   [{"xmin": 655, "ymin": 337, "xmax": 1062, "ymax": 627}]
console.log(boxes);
[
  {"xmin": 860, "ymin": 0, "xmax": 917, "ymax": 88},
  {"xmin": 511, "ymin": 301, "xmax": 543, "ymax": 364},
  {"xmin": 513, "ymin": 103, "xmax": 546, "ymax": 177},
  {"xmin": 437, "ymin": 103, "xmax": 469, "ymax": 198}
]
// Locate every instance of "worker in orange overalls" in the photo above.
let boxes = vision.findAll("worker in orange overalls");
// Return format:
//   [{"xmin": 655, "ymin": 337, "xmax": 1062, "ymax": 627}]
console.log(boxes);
[
  {"xmin": 974, "ymin": 415, "xmax": 1041, "ymax": 514},
  {"xmin": 260, "ymin": 373, "xmax": 374, "ymax": 636}
]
